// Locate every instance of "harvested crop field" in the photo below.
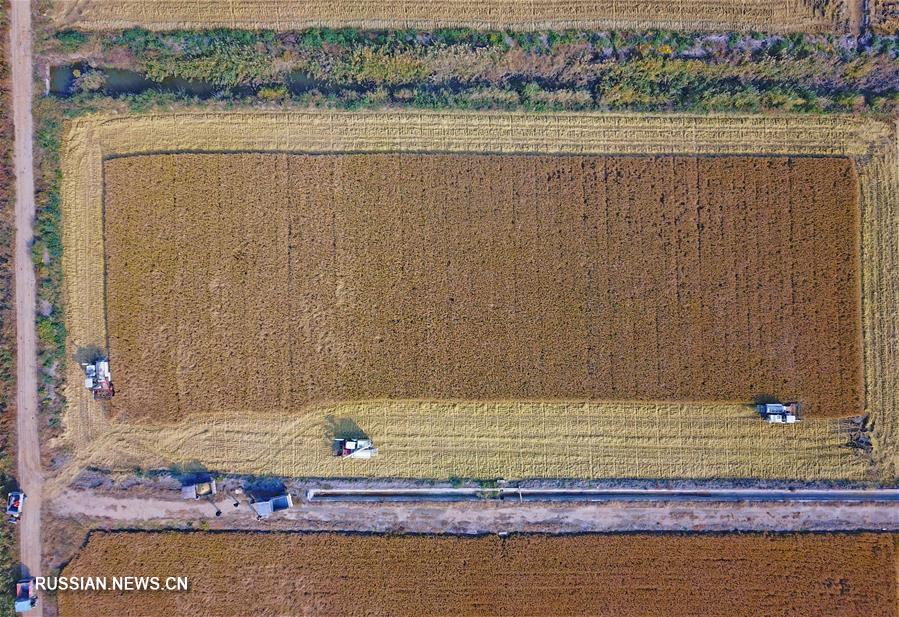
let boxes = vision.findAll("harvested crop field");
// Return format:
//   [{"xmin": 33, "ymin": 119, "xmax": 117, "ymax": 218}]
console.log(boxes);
[
  {"xmin": 59, "ymin": 111, "xmax": 898, "ymax": 482},
  {"xmin": 47, "ymin": 0, "xmax": 845, "ymax": 33},
  {"xmin": 59, "ymin": 531, "xmax": 899, "ymax": 617},
  {"xmin": 105, "ymin": 154, "xmax": 862, "ymax": 422}
]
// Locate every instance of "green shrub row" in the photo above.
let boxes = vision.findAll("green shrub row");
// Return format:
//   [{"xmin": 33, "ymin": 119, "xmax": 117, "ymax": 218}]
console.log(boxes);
[{"xmin": 47, "ymin": 27, "xmax": 899, "ymax": 114}]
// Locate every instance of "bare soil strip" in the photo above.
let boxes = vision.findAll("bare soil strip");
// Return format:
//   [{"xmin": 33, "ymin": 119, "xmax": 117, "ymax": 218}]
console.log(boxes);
[
  {"xmin": 58, "ymin": 531, "xmax": 898, "ymax": 617},
  {"xmin": 49, "ymin": 488, "xmax": 899, "ymax": 533},
  {"xmin": 11, "ymin": 0, "xmax": 45, "ymax": 604}
]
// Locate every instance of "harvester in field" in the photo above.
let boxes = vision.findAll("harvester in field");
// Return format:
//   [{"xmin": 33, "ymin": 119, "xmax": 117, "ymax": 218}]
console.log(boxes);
[
  {"xmin": 82, "ymin": 358, "xmax": 115, "ymax": 400},
  {"xmin": 333, "ymin": 438, "xmax": 378, "ymax": 459},
  {"xmin": 757, "ymin": 401, "xmax": 801, "ymax": 424}
]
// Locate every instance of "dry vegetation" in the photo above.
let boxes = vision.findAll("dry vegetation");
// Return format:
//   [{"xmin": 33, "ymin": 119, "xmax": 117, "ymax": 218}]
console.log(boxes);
[
  {"xmin": 104, "ymin": 153, "xmax": 862, "ymax": 421},
  {"xmin": 0, "ymin": 0, "xmax": 18, "ymax": 603},
  {"xmin": 46, "ymin": 0, "xmax": 844, "ymax": 33},
  {"xmin": 873, "ymin": 0, "xmax": 899, "ymax": 32},
  {"xmin": 56, "ymin": 111, "xmax": 897, "ymax": 482},
  {"xmin": 0, "ymin": 0, "xmax": 14, "ymax": 448},
  {"xmin": 58, "ymin": 531, "xmax": 899, "ymax": 617}
]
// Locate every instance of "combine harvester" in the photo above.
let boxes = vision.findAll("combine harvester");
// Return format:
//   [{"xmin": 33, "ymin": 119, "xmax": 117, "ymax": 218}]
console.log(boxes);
[
  {"xmin": 757, "ymin": 401, "xmax": 801, "ymax": 424},
  {"xmin": 333, "ymin": 438, "xmax": 378, "ymax": 459},
  {"xmin": 82, "ymin": 358, "xmax": 115, "ymax": 399}
]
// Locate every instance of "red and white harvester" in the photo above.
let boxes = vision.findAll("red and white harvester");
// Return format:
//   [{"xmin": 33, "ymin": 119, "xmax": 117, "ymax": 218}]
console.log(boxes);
[{"xmin": 82, "ymin": 358, "xmax": 115, "ymax": 400}]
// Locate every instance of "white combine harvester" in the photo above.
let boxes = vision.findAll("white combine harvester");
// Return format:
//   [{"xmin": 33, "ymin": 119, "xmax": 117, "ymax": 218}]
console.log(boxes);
[
  {"xmin": 757, "ymin": 401, "xmax": 801, "ymax": 424},
  {"xmin": 333, "ymin": 438, "xmax": 378, "ymax": 459},
  {"xmin": 82, "ymin": 358, "xmax": 115, "ymax": 400}
]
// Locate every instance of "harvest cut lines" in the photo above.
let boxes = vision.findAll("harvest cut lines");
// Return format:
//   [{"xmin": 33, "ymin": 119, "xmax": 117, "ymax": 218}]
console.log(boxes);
[
  {"xmin": 48, "ymin": 0, "xmax": 846, "ymax": 34},
  {"xmin": 58, "ymin": 111, "xmax": 898, "ymax": 482}
]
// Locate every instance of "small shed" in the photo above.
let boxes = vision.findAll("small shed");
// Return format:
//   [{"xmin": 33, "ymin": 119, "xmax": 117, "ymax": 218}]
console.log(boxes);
[
  {"xmin": 251, "ymin": 493, "xmax": 293, "ymax": 518},
  {"xmin": 181, "ymin": 479, "xmax": 217, "ymax": 500}
]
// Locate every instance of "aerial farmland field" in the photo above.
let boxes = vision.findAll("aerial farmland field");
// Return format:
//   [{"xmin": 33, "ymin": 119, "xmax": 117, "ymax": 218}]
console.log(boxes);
[
  {"xmin": 57, "ymin": 531, "xmax": 899, "ymax": 617},
  {"xmin": 57, "ymin": 111, "xmax": 897, "ymax": 482},
  {"xmin": 105, "ymin": 154, "xmax": 862, "ymax": 421},
  {"xmin": 12, "ymin": 5, "xmax": 899, "ymax": 617},
  {"xmin": 46, "ymin": 0, "xmax": 851, "ymax": 34}
]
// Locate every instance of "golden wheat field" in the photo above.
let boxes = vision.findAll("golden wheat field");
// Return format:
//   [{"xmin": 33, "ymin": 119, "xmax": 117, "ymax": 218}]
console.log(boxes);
[
  {"xmin": 56, "ymin": 111, "xmax": 898, "ymax": 483},
  {"xmin": 104, "ymin": 153, "xmax": 862, "ymax": 422},
  {"xmin": 58, "ymin": 532, "xmax": 899, "ymax": 617},
  {"xmin": 47, "ymin": 0, "xmax": 850, "ymax": 33}
]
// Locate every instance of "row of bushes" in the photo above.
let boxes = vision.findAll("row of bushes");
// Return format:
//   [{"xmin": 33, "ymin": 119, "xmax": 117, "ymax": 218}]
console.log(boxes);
[
  {"xmin": 0, "ymin": 1, "xmax": 18, "ymax": 614},
  {"xmin": 31, "ymin": 100, "xmax": 66, "ymax": 433},
  {"xmin": 60, "ymin": 76, "xmax": 897, "ymax": 115},
  {"xmin": 48, "ymin": 28, "xmax": 899, "ymax": 114},
  {"xmin": 60, "ymin": 26, "xmax": 899, "ymax": 59}
]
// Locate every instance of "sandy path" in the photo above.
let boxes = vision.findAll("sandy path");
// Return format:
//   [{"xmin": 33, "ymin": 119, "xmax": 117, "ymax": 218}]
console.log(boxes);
[
  {"xmin": 51, "ymin": 489, "xmax": 899, "ymax": 533},
  {"xmin": 10, "ymin": 0, "xmax": 43, "ymax": 610}
]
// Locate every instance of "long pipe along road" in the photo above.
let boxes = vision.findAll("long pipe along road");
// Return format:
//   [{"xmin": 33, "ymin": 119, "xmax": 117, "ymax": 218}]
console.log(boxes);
[{"xmin": 306, "ymin": 487, "xmax": 899, "ymax": 503}]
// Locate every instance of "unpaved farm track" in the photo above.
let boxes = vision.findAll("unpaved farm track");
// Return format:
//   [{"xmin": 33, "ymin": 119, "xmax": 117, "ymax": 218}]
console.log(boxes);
[
  {"xmin": 49, "ymin": 488, "xmax": 899, "ymax": 533},
  {"xmin": 10, "ymin": 0, "xmax": 43, "ymax": 610},
  {"xmin": 54, "ymin": 112, "xmax": 898, "ymax": 484},
  {"xmin": 45, "ymin": 0, "xmax": 845, "ymax": 33},
  {"xmin": 57, "ymin": 531, "xmax": 898, "ymax": 617}
]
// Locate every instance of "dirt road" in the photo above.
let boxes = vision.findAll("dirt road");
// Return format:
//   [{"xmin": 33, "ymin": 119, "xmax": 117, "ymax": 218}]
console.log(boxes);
[
  {"xmin": 51, "ymin": 488, "xmax": 899, "ymax": 533},
  {"xmin": 10, "ymin": 0, "xmax": 43, "ymax": 608}
]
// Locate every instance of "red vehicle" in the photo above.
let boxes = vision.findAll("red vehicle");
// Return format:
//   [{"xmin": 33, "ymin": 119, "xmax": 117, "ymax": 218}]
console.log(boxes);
[
  {"xmin": 83, "ymin": 359, "xmax": 115, "ymax": 400},
  {"xmin": 6, "ymin": 492, "xmax": 25, "ymax": 523}
]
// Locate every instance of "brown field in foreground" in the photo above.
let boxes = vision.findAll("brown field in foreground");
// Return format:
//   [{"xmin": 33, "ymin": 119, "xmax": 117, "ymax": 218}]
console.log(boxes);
[
  {"xmin": 58, "ymin": 532, "xmax": 898, "ymax": 617},
  {"xmin": 104, "ymin": 154, "xmax": 861, "ymax": 422}
]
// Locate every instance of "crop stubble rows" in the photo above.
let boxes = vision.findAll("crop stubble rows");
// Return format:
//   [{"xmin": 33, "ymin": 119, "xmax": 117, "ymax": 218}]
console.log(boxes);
[
  {"xmin": 68, "ymin": 403, "xmax": 865, "ymax": 480},
  {"xmin": 58, "ymin": 111, "xmax": 897, "ymax": 482},
  {"xmin": 105, "ymin": 153, "xmax": 862, "ymax": 422},
  {"xmin": 47, "ymin": 0, "xmax": 844, "ymax": 33},
  {"xmin": 58, "ymin": 532, "xmax": 899, "ymax": 617}
]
